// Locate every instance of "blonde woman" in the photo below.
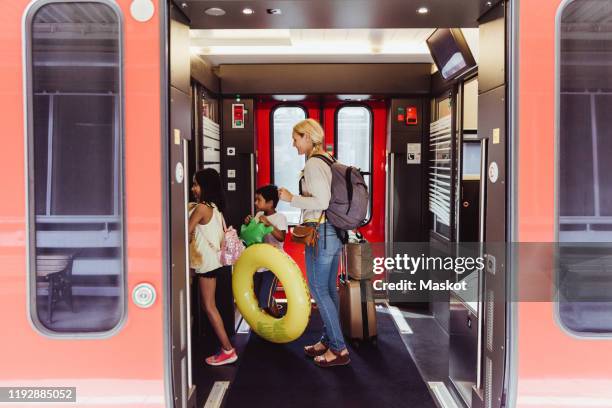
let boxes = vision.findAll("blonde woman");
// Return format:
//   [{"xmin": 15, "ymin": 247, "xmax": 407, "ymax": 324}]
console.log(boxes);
[{"xmin": 278, "ymin": 118, "xmax": 350, "ymax": 367}]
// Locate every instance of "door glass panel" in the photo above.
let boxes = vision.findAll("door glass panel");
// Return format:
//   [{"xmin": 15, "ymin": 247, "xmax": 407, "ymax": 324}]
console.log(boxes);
[
  {"xmin": 272, "ymin": 106, "xmax": 306, "ymax": 224},
  {"xmin": 27, "ymin": 1, "xmax": 124, "ymax": 333},
  {"xmin": 558, "ymin": 0, "xmax": 612, "ymax": 334},
  {"xmin": 337, "ymin": 106, "xmax": 372, "ymax": 221}
]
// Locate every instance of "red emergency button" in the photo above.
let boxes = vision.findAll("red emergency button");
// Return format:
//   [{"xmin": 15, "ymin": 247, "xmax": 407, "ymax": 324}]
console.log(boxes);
[{"xmin": 406, "ymin": 106, "xmax": 418, "ymax": 125}]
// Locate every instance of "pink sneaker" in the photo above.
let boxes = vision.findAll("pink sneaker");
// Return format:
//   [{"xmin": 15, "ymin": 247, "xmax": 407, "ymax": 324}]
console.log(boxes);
[{"xmin": 205, "ymin": 348, "xmax": 238, "ymax": 366}]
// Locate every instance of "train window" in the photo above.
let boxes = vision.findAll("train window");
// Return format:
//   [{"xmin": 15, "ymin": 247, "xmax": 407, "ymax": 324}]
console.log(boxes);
[
  {"xmin": 336, "ymin": 106, "xmax": 373, "ymax": 222},
  {"xmin": 557, "ymin": 0, "xmax": 612, "ymax": 335},
  {"xmin": 25, "ymin": 1, "xmax": 124, "ymax": 334},
  {"xmin": 463, "ymin": 78, "xmax": 478, "ymax": 131},
  {"xmin": 462, "ymin": 142, "xmax": 481, "ymax": 179},
  {"xmin": 272, "ymin": 106, "xmax": 307, "ymax": 224},
  {"xmin": 437, "ymin": 97, "xmax": 452, "ymax": 120}
]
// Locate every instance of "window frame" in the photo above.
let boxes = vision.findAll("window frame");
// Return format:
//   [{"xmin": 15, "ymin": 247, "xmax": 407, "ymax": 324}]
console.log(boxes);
[
  {"xmin": 334, "ymin": 103, "xmax": 374, "ymax": 227},
  {"xmin": 555, "ymin": 0, "xmax": 612, "ymax": 338},
  {"xmin": 24, "ymin": 0, "xmax": 127, "ymax": 338}
]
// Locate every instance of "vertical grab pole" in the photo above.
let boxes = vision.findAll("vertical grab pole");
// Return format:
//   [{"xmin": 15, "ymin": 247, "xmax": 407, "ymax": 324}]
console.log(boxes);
[
  {"xmin": 182, "ymin": 140, "xmax": 193, "ymax": 393},
  {"xmin": 250, "ymin": 153, "xmax": 255, "ymax": 215},
  {"xmin": 476, "ymin": 137, "xmax": 488, "ymax": 390},
  {"xmin": 385, "ymin": 153, "xmax": 395, "ymax": 301}
]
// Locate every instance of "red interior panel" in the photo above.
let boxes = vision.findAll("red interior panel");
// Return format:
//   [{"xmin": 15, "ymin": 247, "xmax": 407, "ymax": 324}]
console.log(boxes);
[{"xmin": 255, "ymin": 99, "xmax": 386, "ymax": 295}]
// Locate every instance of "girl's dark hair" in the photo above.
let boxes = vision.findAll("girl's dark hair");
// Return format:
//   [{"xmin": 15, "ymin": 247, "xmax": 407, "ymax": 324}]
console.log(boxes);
[{"xmin": 194, "ymin": 168, "xmax": 226, "ymax": 212}]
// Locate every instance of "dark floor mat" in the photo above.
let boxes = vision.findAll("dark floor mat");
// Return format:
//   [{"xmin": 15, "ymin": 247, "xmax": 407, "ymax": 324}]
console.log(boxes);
[
  {"xmin": 224, "ymin": 309, "xmax": 436, "ymax": 408},
  {"xmin": 403, "ymin": 314, "xmax": 450, "ymax": 383}
]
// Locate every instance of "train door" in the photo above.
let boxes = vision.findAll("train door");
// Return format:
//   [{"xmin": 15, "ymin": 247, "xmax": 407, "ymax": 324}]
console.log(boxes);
[
  {"xmin": 168, "ymin": 5, "xmax": 196, "ymax": 407},
  {"xmin": 512, "ymin": 0, "xmax": 612, "ymax": 405},
  {"xmin": 408, "ymin": 6, "xmax": 507, "ymax": 407},
  {"xmin": 324, "ymin": 101, "xmax": 387, "ymax": 243},
  {"xmin": 0, "ymin": 0, "xmax": 169, "ymax": 406},
  {"xmin": 478, "ymin": 7, "xmax": 508, "ymax": 407},
  {"xmin": 170, "ymin": 2, "xmax": 509, "ymax": 408},
  {"xmin": 257, "ymin": 99, "xmax": 386, "ymax": 273},
  {"xmin": 441, "ymin": 73, "xmax": 487, "ymax": 408}
]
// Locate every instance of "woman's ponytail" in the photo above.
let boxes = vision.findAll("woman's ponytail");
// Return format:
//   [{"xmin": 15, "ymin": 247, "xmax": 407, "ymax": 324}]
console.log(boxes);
[{"xmin": 293, "ymin": 118, "xmax": 325, "ymax": 156}]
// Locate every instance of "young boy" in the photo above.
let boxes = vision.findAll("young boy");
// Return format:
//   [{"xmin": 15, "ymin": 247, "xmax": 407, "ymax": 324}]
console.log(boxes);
[{"xmin": 244, "ymin": 185, "xmax": 288, "ymax": 318}]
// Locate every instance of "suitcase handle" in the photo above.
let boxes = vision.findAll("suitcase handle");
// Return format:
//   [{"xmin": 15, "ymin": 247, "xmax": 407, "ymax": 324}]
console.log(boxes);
[
  {"xmin": 339, "ymin": 244, "xmax": 348, "ymax": 283},
  {"xmin": 359, "ymin": 279, "xmax": 370, "ymax": 339}
]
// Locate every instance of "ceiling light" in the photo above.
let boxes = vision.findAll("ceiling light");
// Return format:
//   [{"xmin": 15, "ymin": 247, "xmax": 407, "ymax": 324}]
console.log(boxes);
[
  {"xmin": 242, "ymin": 8, "xmax": 254, "ymax": 15},
  {"xmin": 338, "ymin": 95, "xmax": 371, "ymax": 101},
  {"xmin": 417, "ymin": 7, "xmax": 429, "ymax": 14},
  {"xmin": 205, "ymin": 7, "xmax": 225, "ymax": 16},
  {"xmin": 272, "ymin": 95, "xmax": 306, "ymax": 102},
  {"xmin": 204, "ymin": 43, "xmax": 372, "ymax": 55},
  {"xmin": 267, "ymin": 8, "xmax": 282, "ymax": 15}
]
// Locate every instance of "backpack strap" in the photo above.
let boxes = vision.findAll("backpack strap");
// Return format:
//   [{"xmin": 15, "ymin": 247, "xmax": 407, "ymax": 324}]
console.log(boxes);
[
  {"xmin": 305, "ymin": 154, "xmax": 334, "ymax": 248},
  {"xmin": 220, "ymin": 211, "xmax": 228, "ymax": 233},
  {"xmin": 310, "ymin": 154, "xmax": 335, "ymax": 167},
  {"xmin": 344, "ymin": 167, "xmax": 353, "ymax": 215},
  {"xmin": 298, "ymin": 175, "xmax": 304, "ymax": 196}
]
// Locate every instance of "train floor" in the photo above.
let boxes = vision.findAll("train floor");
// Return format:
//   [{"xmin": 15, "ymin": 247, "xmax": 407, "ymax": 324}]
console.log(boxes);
[{"xmin": 192, "ymin": 304, "xmax": 438, "ymax": 408}]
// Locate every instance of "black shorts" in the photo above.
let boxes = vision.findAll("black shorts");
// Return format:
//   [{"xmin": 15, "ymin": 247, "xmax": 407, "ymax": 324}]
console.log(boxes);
[{"xmin": 198, "ymin": 266, "xmax": 226, "ymax": 279}]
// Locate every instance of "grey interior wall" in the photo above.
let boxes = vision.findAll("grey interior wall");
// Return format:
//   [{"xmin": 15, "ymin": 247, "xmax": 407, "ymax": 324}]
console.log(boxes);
[
  {"xmin": 221, "ymin": 98, "xmax": 255, "ymax": 228},
  {"xmin": 191, "ymin": 55, "xmax": 220, "ymax": 95},
  {"xmin": 387, "ymin": 98, "xmax": 429, "ymax": 242},
  {"xmin": 387, "ymin": 98, "xmax": 431, "ymax": 311}
]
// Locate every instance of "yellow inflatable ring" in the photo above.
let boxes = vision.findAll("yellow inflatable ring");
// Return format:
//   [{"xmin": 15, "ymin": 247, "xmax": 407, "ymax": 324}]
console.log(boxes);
[{"xmin": 232, "ymin": 243, "xmax": 311, "ymax": 343}]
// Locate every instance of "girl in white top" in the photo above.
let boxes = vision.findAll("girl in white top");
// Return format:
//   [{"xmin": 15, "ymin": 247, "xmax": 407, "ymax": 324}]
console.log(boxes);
[
  {"xmin": 278, "ymin": 118, "xmax": 350, "ymax": 368},
  {"xmin": 190, "ymin": 202, "xmax": 224, "ymax": 274},
  {"xmin": 188, "ymin": 169, "xmax": 237, "ymax": 366}
]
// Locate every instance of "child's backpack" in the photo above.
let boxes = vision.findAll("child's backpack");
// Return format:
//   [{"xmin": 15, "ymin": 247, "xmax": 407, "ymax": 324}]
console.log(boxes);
[
  {"xmin": 309, "ymin": 154, "xmax": 368, "ymax": 231},
  {"xmin": 219, "ymin": 214, "xmax": 245, "ymax": 266}
]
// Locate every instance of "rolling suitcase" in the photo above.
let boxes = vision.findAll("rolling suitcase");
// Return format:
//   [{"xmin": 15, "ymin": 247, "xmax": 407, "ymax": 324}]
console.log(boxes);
[{"xmin": 339, "ymin": 247, "xmax": 377, "ymax": 346}]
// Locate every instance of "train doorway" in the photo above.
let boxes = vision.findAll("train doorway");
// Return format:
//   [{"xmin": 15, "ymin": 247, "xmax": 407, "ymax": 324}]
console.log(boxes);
[{"xmin": 165, "ymin": 1, "xmax": 510, "ymax": 407}]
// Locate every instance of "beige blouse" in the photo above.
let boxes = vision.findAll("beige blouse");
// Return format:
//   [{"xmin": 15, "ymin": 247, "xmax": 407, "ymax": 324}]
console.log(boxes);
[{"xmin": 290, "ymin": 154, "xmax": 333, "ymax": 223}]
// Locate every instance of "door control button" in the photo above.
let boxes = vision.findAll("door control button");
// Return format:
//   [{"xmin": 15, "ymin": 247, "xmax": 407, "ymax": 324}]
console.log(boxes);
[{"xmin": 133, "ymin": 283, "xmax": 156, "ymax": 308}]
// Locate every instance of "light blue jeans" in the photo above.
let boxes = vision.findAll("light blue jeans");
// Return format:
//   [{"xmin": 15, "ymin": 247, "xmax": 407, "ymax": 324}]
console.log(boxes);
[{"xmin": 305, "ymin": 223, "xmax": 346, "ymax": 352}]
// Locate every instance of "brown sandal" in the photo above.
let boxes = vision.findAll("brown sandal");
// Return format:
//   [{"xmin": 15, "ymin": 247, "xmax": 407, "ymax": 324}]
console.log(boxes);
[
  {"xmin": 314, "ymin": 349, "xmax": 350, "ymax": 367},
  {"xmin": 304, "ymin": 343, "xmax": 328, "ymax": 358}
]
